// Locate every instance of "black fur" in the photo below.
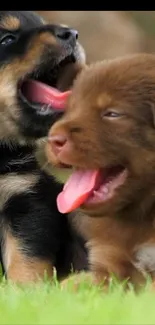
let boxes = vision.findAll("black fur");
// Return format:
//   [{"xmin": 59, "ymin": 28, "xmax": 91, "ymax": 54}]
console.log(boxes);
[{"xmin": 0, "ymin": 11, "xmax": 88, "ymax": 282}]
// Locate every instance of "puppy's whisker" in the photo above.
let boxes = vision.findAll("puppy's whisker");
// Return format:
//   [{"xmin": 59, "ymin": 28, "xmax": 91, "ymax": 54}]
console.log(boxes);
[{"xmin": 41, "ymin": 160, "xmax": 50, "ymax": 171}]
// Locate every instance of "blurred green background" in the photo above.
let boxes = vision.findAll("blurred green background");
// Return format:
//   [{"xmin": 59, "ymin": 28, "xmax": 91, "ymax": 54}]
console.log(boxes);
[{"xmin": 37, "ymin": 11, "xmax": 155, "ymax": 62}]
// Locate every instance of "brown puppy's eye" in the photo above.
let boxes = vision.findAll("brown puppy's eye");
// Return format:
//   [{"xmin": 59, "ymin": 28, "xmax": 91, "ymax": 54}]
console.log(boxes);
[
  {"xmin": 0, "ymin": 34, "xmax": 16, "ymax": 46},
  {"xmin": 102, "ymin": 111, "xmax": 122, "ymax": 119}
]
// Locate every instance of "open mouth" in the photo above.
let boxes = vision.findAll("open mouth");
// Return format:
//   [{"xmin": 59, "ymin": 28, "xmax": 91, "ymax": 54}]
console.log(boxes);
[
  {"xmin": 18, "ymin": 54, "xmax": 74, "ymax": 115},
  {"xmin": 56, "ymin": 165, "xmax": 128, "ymax": 213}
]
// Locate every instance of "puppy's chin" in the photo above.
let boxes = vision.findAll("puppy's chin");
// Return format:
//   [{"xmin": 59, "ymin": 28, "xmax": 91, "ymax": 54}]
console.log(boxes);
[
  {"xmin": 80, "ymin": 193, "xmax": 125, "ymax": 218},
  {"xmin": 80, "ymin": 169, "xmax": 152, "ymax": 218},
  {"xmin": 80, "ymin": 183, "xmax": 129, "ymax": 218},
  {"xmin": 56, "ymin": 61, "xmax": 86, "ymax": 92}
]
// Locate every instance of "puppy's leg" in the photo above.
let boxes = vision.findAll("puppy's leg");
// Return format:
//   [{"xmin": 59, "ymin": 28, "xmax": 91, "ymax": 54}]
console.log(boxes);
[
  {"xmin": 2, "ymin": 230, "xmax": 53, "ymax": 283},
  {"xmin": 89, "ymin": 245, "xmax": 148, "ymax": 291},
  {"xmin": 62, "ymin": 244, "xmax": 147, "ymax": 292},
  {"xmin": 1, "ymin": 190, "xmax": 67, "ymax": 284},
  {"xmin": 60, "ymin": 270, "xmax": 110, "ymax": 292},
  {"xmin": 60, "ymin": 272, "xmax": 93, "ymax": 291}
]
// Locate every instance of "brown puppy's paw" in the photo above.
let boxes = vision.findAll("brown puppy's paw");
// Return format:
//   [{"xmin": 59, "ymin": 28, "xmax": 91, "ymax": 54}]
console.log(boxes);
[
  {"xmin": 60, "ymin": 272, "xmax": 95, "ymax": 291},
  {"xmin": 60, "ymin": 272, "xmax": 108, "ymax": 292},
  {"xmin": 149, "ymin": 280, "xmax": 155, "ymax": 293}
]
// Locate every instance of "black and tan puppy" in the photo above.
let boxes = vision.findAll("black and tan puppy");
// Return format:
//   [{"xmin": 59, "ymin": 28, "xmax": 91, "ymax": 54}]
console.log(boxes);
[
  {"xmin": 0, "ymin": 11, "xmax": 88, "ymax": 283},
  {"xmin": 47, "ymin": 53, "xmax": 155, "ymax": 290}
]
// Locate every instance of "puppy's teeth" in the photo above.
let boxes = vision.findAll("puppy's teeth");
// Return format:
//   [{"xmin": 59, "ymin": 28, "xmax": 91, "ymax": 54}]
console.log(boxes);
[
  {"xmin": 93, "ymin": 191, "xmax": 103, "ymax": 199},
  {"xmin": 103, "ymin": 187, "xmax": 109, "ymax": 194},
  {"xmin": 41, "ymin": 104, "xmax": 51, "ymax": 113},
  {"xmin": 41, "ymin": 105, "xmax": 46, "ymax": 111}
]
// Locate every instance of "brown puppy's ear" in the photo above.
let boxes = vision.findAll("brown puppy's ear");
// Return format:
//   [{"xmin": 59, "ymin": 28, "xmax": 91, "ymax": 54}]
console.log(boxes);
[
  {"xmin": 57, "ymin": 62, "xmax": 86, "ymax": 91},
  {"xmin": 150, "ymin": 103, "xmax": 155, "ymax": 128},
  {"xmin": 139, "ymin": 100, "xmax": 155, "ymax": 129}
]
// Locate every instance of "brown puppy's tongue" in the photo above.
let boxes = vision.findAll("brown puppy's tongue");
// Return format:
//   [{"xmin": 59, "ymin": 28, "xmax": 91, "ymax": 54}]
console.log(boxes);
[
  {"xmin": 22, "ymin": 79, "xmax": 71, "ymax": 109},
  {"xmin": 57, "ymin": 170, "xmax": 100, "ymax": 213}
]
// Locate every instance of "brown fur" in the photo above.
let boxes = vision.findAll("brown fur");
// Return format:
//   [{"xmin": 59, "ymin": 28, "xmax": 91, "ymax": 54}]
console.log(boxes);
[{"xmin": 46, "ymin": 53, "xmax": 155, "ymax": 290}]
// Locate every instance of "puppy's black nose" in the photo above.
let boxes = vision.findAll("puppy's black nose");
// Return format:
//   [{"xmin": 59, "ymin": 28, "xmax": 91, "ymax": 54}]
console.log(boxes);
[{"xmin": 55, "ymin": 27, "xmax": 78, "ymax": 46}]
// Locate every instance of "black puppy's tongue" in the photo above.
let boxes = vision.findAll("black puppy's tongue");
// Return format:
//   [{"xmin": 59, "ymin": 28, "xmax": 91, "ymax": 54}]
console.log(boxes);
[{"xmin": 22, "ymin": 79, "xmax": 71, "ymax": 109}]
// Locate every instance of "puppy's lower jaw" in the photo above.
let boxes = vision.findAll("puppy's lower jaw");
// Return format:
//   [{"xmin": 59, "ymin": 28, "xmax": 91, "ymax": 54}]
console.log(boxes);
[
  {"xmin": 83, "ymin": 166, "xmax": 128, "ymax": 206},
  {"xmin": 54, "ymin": 164, "xmax": 128, "ymax": 214}
]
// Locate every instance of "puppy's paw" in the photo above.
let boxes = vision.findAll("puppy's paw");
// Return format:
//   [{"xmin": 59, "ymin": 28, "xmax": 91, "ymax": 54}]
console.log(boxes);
[
  {"xmin": 60, "ymin": 272, "xmax": 96, "ymax": 291},
  {"xmin": 149, "ymin": 280, "xmax": 155, "ymax": 293},
  {"xmin": 60, "ymin": 271, "xmax": 109, "ymax": 292}
]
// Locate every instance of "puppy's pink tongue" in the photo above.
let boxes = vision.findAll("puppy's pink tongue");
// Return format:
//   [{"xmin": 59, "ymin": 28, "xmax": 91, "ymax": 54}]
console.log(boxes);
[
  {"xmin": 22, "ymin": 79, "xmax": 71, "ymax": 109},
  {"xmin": 57, "ymin": 170, "xmax": 100, "ymax": 213}
]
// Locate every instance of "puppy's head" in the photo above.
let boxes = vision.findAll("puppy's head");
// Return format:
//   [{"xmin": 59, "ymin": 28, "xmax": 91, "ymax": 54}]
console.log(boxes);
[
  {"xmin": 0, "ymin": 11, "xmax": 85, "ymax": 144},
  {"xmin": 47, "ymin": 54, "xmax": 155, "ymax": 216}
]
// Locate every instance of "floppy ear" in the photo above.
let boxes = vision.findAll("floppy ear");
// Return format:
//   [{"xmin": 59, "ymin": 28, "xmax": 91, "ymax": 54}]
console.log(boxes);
[
  {"xmin": 139, "ymin": 98, "xmax": 155, "ymax": 129},
  {"xmin": 150, "ymin": 102, "xmax": 155, "ymax": 128}
]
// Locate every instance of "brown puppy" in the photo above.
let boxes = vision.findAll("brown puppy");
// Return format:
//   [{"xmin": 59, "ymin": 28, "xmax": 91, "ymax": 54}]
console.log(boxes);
[{"xmin": 46, "ymin": 53, "xmax": 155, "ymax": 290}]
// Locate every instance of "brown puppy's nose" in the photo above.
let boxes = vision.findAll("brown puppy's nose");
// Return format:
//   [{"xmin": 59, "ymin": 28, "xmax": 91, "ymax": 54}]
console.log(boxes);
[{"xmin": 48, "ymin": 134, "xmax": 67, "ymax": 156}]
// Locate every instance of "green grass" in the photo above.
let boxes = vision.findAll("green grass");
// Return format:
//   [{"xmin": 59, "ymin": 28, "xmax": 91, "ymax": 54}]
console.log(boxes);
[{"xmin": 0, "ymin": 274, "xmax": 155, "ymax": 325}]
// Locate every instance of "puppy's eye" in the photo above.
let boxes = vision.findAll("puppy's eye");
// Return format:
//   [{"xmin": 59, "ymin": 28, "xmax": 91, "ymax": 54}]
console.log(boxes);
[
  {"xmin": 102, "ymin": 111, "xmax": 121, "ymax": 119},
  {"xmin": 0, "ymin": 34, "xmax": 16, "ymax": 46}
]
